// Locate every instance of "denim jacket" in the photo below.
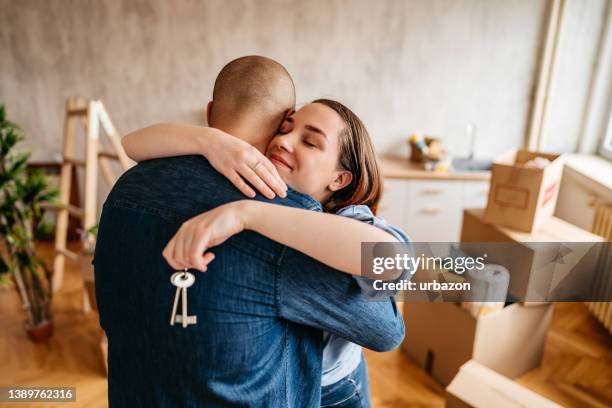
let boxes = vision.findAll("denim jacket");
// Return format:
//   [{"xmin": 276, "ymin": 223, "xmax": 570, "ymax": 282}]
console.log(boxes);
[
  {"xmin": 94, "ymin": 156, "xmax": 404, "ymax": 407},
  {"xmin": 321, "ymin": 205, "xmax": 411, "ymax": 386}
]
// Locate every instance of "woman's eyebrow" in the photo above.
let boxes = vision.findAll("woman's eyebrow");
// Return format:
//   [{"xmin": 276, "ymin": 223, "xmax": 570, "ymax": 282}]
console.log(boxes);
[{"xmin": 304, "ymin": 125, "xmax": 327, "ymax": 139}]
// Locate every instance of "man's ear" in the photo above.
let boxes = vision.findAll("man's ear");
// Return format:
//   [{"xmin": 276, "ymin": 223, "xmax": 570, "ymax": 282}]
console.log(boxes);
[
  {"xmin": 328, "ymin": 170, "xmax": 353, "ymax": 192},
  {"xmin": 273, "ymin": 108, "xmax": 296, "ymax": 134},
  {"xmin": 280, "ymin": 108, "xmax": 295, "ymax": 125},
  {"xmin": 206, "ymin": 101, "xmax": 213, "ymax": 125}
]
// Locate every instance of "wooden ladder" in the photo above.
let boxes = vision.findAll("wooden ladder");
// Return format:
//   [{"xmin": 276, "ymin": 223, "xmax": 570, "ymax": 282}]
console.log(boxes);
[{"xmin": 52, "ymin": 97, "xmax": 134, "ymax": 297}]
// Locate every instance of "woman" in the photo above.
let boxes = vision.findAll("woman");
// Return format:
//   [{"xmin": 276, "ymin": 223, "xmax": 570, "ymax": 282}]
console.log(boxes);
[{"xmin": 123, "ymin": 99, "xmax": 410, "ymax": 408}]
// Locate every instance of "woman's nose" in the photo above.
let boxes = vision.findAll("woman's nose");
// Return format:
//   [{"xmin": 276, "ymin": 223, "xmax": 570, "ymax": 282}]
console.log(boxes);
[{"xmin": 277, "ymin": 132, "xmax": 294, "ymax": 152}]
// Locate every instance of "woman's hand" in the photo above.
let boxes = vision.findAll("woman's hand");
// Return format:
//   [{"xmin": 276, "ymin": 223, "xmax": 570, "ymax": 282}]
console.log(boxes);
[
  {"xmin": 162, "ymin": 201, "xmax": 250, "ymax": 271},
  {"xmin": 204, "ymin": 129, "xmax": 287, "ymax": 199}
]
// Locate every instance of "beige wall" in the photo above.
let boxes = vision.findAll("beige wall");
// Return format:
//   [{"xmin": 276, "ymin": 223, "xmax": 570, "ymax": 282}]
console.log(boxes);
[{"xmin": 0, "ymin": 0, "xmax": 607, "ymax": 163}]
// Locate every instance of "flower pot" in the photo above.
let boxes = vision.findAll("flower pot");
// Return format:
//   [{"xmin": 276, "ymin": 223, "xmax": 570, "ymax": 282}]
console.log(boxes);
[{"xmin": 26, "ymin": 320, "xmax": 54, "ymax": 343}]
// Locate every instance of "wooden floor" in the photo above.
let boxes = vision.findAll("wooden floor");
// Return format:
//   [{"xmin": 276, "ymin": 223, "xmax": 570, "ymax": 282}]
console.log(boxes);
[
  {"xmin": 1, "ymin": 243, "xmax": 611, "ymax": 407},
  {"xmin": 0, "ymin": 244, "xmax": 107, "ymax": 408}
]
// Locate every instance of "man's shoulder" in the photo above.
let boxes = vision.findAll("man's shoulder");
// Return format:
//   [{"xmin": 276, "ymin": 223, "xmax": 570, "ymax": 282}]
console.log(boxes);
[
  {"xmin": 107, "ymin": 155, "xmax": 322, "ymax": 218},
  {"xmin": 122, "ymin": 155, "xmax": 220, "ymax": 184},
  {"xmin": 107, "ymin": 156, "xmax": 238, "ymax": 217}
]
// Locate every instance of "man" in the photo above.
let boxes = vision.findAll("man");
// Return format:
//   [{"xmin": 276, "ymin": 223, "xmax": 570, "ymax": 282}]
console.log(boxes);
[{"xmin": 94, "ymin": 56, "xmax": 404, "ymax": 407}]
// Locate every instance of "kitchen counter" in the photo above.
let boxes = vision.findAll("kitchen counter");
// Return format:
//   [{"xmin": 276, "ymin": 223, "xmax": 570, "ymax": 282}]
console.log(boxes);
[{"xmin": 378, "ymin": 155, "xmax": 491, "ymax": 181}]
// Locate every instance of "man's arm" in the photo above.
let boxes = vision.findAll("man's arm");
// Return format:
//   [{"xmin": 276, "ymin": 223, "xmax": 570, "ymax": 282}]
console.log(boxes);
[{"xmin": 277, "ymin": 249, "xmax": 404, "ymax": 352}]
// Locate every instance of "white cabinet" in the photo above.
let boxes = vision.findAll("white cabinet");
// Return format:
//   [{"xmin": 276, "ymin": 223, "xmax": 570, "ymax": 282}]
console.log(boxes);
[
  {"xmin": 405, "ymin": 181, "xmax": 462, "ymax": 242},
  {"xmin": 462, "ymin": 181, "xmax": 491, "ymax": 209},
  {"xmin": 378, "ymin": 178, "xmax": 489, "ymax": 242},
  {"xmin": 378, "ymin": 179, "xmax": 409, "ymax": 228}
]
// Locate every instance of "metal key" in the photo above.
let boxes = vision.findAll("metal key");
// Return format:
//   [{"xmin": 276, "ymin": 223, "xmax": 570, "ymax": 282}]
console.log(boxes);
[{"xmin": 170, "ymin": 270, "xmax": 197, "ymax": 328}]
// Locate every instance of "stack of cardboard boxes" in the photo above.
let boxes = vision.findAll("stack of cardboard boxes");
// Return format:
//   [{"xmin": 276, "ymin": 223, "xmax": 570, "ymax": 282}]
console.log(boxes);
[{"xmin": 401, "ymin": 149, "xmax": 603, "ymax": 407}]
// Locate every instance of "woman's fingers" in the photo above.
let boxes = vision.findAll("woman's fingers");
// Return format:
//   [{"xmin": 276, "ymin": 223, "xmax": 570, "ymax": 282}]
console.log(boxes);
[
  {"xmin": 197, "ymin": 252, "xmax": 215, "ymax": 272},
  {"xmin": 202, "ymin": 252, "xmax": 215, "ymax": 266},
  {"xmin": 165, "ymin": 218, "xmax": 219, "ymax": 272},
  {"xmin": 189, "ymin": 227, "xmax": 214, "ymax": 271},
  {"xmin": 173, "ymin": 226, "xmax": 187, "ymax": 268},
  {"xmin": 240, "ymin": 165, "xmax": 276, "ymax": 199},
  {"xmin": 181, "ymin": 225, "xmax": 195, "ymax": 269},
  {"xmin": 254, "ymin": 161, "xmax": 287, "ymax": 198},
  {"xmin": 165, "ymin": 227, "xmax": 209, "ymax": 271},
  {"xmin": 227, "ymin": 170, "xmax": 256, "ymax": 198},
  {"xmin": 208, "ymin": 132, "xmax": 287, "ymax": 199},
  {"xmin": 261, "ymin": 157, "xmax": 287, "ymax": 196},
  {"xmin": 163, "ymin": 237, "xmax": 186, "ymax": 270}
]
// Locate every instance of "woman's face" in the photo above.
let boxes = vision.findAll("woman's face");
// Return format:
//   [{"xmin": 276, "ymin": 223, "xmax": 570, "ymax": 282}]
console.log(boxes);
[{"xmin": 265, "ymin": 103, "xmax": 352, "ymax": 202}]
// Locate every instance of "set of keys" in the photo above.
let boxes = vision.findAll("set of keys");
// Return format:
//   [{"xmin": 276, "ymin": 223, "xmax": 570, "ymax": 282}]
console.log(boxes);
[{"xmin": 169, "ymin": 269, "xmax": 197, "ymax": 328}]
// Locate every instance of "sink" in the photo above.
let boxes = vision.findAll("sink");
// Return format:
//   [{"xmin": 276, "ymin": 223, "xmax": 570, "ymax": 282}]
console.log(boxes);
[{"xmin": 451, "ymin": 157, "xmax": 492, "ymax": 172}]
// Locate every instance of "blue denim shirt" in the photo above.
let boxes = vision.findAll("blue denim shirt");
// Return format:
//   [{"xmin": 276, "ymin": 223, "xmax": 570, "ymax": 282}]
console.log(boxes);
[
  {"xmin": 321, "ymin": 205, "xmax": 411, "ymax": 386},
  {"xmin": 93, "ymin": 156, "xmax": 404, "ymax": 408}
]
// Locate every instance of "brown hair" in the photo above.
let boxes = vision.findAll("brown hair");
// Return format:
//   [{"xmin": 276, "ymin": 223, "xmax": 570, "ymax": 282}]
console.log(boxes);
[{"xmin": 312, "ymin": 99, "xmax": 383, "ymax": 215}]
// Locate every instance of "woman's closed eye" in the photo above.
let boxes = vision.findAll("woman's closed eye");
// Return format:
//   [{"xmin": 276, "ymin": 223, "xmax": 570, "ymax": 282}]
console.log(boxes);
[
  {"xmin": 303, "ymin": 133, "xmax": 326, "ymax": 149},
  {"xmin": 303, "ymin": 139, "xmax": 317, "ymax": 148}
]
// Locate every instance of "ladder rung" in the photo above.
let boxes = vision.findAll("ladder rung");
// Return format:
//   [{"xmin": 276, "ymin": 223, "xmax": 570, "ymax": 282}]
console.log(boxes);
[
  {"xmin": 67, "ymin": 108, "xmax": 88, "ymax": 116},
  {"xmin": 41, "ymin": 202, "xmax": 85, "ymax": 218},
  {"xmin": 65, "ymin": 204, "xmax": 84, "ymax": 218},
  {"xmin": 56, "ymin": 248, "xmax": 79, "ymax": 261},
  {"xmin": 98, "ymin": 152, "xmax": 119, "ymax": 160},
  {"xmin": 64, "ymin": 158, "xmax": 86, "ymax": 166}
]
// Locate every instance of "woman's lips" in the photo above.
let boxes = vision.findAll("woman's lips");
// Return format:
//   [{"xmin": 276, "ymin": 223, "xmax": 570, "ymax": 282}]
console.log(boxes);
[{"xmin": 269, "ymin": 154, "xmax": 293, "ymax": 170}]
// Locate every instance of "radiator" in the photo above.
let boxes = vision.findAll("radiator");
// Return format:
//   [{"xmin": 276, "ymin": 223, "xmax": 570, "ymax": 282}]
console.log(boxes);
[{"xmin": 586, "ymin": 202, "xmax": 612, "ymax": 334}]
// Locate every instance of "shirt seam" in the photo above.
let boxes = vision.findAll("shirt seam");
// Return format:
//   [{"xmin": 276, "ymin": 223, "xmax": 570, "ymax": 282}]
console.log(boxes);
[
  {"xmin": 284, "ymin": 320, "xmax": 289, "ymax": 407},
  {"xmin": 103, "ymin": 199, "xmax": 183, "ymax": 222},
  {"xmin": 277, "ymin": 256, "xmax": 288, "ymax": 407}
]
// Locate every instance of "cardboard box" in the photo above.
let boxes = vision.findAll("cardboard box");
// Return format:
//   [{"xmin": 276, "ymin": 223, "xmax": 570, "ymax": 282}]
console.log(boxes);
[
  {"xmin": 446, "ymin": 360, "xmax": 562, "ymax": 408},
  {"xmin": 461, "ymin": 208, "xmax": 603, "ymax": 300},
  {"xmin": 402, "ymin": 301, "xmax": 553, "ymax": 386},
  {"xmin": 484, "ymin": 149, "xmax": 563, "ymax": 232}
]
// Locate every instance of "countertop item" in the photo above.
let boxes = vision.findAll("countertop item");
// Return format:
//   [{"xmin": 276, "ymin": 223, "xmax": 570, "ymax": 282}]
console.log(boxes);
[{"xmin": 378, "ymin": 155, "xmax": 491, "ymax": 181}]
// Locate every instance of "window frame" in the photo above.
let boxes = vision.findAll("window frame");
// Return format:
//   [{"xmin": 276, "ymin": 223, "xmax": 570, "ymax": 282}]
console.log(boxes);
[{"xmin": 599, "ymin": 107, "xmax": 612, "ymax": 161}]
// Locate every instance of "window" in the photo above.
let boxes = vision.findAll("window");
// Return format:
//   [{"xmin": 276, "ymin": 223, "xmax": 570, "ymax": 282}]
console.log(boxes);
[{"xmin": 600, "ymin": 107, "xmax": 612, "ymax": 161}]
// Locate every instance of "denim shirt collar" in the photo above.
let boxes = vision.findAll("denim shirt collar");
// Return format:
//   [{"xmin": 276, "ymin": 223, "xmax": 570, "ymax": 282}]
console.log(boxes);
[{"xmin": 285, "ymin": 186, "xmax": 323, "ymax": 212}]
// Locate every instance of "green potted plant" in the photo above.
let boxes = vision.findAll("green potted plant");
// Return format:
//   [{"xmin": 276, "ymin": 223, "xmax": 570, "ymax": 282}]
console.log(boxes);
[{"xmin": 0, "ymin": 104, "xmax": 58, "ymax": 342}]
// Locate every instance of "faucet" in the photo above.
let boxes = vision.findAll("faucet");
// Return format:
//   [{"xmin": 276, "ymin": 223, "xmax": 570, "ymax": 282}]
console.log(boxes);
[{"xmin": 466, "ymin": 122, "xmax": 476, "ymax": 161}]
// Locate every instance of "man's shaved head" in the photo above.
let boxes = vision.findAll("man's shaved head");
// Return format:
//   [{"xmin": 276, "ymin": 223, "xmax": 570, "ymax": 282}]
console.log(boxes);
[{"xmin": 209, "ymin": 56, "xmax": 296, "ymax": 131}]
